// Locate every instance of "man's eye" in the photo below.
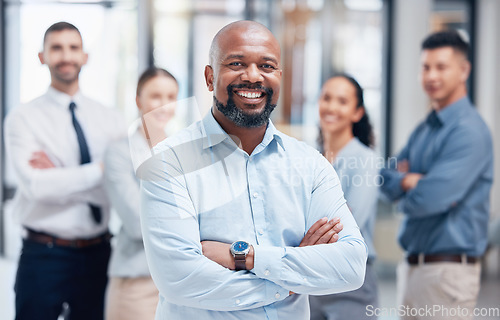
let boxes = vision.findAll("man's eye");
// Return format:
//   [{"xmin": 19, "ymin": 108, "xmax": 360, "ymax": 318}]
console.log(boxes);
[
  {"xmin": 229, "ymin": 62, "xmax": 243, "ymax": 67},
  {"xmin": 261, "ymin": 64, "xmax": 276, "ymax": 69}
]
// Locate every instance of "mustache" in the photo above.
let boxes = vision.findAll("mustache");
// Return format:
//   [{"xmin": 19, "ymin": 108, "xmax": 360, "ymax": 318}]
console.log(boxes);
[
  {"xmin": 227, "ymin": 84, "xmax": 273, "ymax": 96},
  {"xmin": 55, "ymin": 62, "xmax": 78, "ymax": 69}
]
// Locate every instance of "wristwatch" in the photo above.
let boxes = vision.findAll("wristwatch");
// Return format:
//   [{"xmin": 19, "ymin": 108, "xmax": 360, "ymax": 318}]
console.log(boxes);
[{"xmin": 230, "ymin": 240, "xmax": 250, "ymax": 271}]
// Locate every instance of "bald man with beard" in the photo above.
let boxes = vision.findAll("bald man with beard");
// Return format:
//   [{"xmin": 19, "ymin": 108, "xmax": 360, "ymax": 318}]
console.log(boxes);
[{"xmin": 139, "ymin": 21, "xmax": 367, "ymax": 320}]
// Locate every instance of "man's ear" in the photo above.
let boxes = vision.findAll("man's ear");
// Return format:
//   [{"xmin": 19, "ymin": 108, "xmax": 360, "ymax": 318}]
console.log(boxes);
[
  {"xmin": 83, "ymin": 52, "xmax": 89, "ymax": 66},
  {"xmin": 135, "ymin": 96, "xmax": 142, "ymax": 113},
  {"xmin": 38, "ymin": 52, "xmax": 45, "ymax": 65},
  {"xmin": 205, "ymin": 65, "xmax": 214, "ymax": 92},
  {"xmin": 460, "ymin": 59, "xmax": 471, "ymax": 83}
]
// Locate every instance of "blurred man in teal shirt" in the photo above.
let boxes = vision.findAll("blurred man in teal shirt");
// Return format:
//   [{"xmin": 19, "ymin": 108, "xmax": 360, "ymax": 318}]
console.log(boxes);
[{"xmin": 381, "ymin": 30, "xmax": 493, "ymax": 320}]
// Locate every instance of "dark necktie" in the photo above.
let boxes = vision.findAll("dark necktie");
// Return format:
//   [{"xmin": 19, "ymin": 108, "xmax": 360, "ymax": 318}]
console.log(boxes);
[{"xmin": 69, "ymin": 102, "xmax": 102, "ymax": 224}]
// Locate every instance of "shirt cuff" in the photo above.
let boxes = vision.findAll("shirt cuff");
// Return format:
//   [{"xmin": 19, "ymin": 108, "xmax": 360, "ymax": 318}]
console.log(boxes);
[
  {"xmin": 251, "ymin": 245, "xmax": 280, "ymax": 277},
  {"xmin": 82, "ymin": 162, "xmax": 103, "ymax": 189},
  {"xmin": 380, "ymin": 169, "xmax": 405, "ymax": 200},
  {"xmin": 251, "ymin": 246, "xmax": 290, "ymax": 301}
]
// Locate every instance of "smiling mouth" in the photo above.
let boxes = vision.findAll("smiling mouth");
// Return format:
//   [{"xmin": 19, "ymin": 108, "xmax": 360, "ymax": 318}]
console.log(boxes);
[
  {"xmin": 322, "ymin": 114, "xmax": 339, "ymax": 123},
  {"xmin": 234, "ymin": 90, "xmax": 265, "ymax": 99},
  {"xmin": 57, "ymin": 64, "xmax": 76, "ymax": 71}
]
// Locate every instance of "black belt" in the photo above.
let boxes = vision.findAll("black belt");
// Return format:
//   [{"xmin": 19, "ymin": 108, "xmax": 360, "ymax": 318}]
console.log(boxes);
[
  {"xmin": 407, "ymin": 254, "xmax": 479, "ymax": 265},
  {"xmin": 26, "ymin": 228, "xmax": 111, "ymax": 249}
]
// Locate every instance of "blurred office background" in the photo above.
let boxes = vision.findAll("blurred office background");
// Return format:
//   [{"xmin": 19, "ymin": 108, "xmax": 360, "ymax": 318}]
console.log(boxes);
[{"xmin": 1, "ymin": 0, "xmax": 499, "ymax": 319}]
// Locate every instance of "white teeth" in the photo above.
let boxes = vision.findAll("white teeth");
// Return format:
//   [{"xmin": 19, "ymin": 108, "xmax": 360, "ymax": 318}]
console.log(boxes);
[
  {"xmin": 237, "ymin": 92, "xmax": 263, "ymax": 99},
  {"xmin": 323, "ymin": 115, "xmax": 338, "ymax": 122}
]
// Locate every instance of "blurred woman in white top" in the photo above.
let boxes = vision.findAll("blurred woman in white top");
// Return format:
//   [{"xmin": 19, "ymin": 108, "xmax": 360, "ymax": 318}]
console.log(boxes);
[
  {"xmin": 104, "ymin": 67, "xmax": 178, "ymax": 320},
  {"xmin": 309, "ymin": 75, "xmax": 379, "ymax": 320}
]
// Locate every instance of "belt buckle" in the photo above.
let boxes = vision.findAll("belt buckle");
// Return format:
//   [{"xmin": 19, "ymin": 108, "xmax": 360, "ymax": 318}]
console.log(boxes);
[
  {"xmin": 461, "ymin": 253, "xmax": 467, "ymax": 265},
  {"xmin": 418, "ymin": 253, "xmax": 425, "ymax": 265},
  {"xmin": 69, "ymin": 239, "xmax": 80, "ymax": 248}
]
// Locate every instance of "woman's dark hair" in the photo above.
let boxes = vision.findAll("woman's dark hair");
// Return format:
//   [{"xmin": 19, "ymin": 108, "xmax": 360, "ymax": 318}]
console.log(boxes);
[
  {"xmin": 136, "ymin": 67, "xmax": 178, "ymax": 96},
  {"xmin": 318, "ymin": 74, "xmax": 375, "ymax": 149}
]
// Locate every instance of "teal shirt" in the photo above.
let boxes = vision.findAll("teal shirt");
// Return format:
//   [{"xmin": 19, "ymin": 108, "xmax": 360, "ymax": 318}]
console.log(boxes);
[{"xmin": 381, "ymin": 97, "xmax": 493, "ymax": 256}]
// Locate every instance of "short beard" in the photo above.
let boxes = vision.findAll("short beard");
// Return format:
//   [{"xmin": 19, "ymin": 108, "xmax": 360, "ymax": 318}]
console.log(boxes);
[
  {"xmin": 214, "ymin": 84, "xmax": 276, "ymax": 128},
  {"xmin": 51, "ymin": 64, "xmax": 81, "ymax": 84}
]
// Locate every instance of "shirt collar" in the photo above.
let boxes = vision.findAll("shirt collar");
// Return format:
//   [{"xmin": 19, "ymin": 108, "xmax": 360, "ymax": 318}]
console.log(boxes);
[
  {"xmin": 201, "ymin": 110, "xmax": 285, "ymax": 151},
  {"xmin": 46, "ymin": 86, "xmax": 84, "ymax": 109},
  {"xmin": 260, "ymin": 119, "xmax": 285, "ymax": 151},
  {"xmin": 435, "ymin": 96, "xmax": 471, "ymax": 125}
]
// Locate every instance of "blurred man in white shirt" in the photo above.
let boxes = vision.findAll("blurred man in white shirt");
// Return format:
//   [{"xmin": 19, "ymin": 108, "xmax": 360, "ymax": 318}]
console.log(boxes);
[{"xmin": 5, "ymin": 21, "xmax": 125, "ymax": 320}]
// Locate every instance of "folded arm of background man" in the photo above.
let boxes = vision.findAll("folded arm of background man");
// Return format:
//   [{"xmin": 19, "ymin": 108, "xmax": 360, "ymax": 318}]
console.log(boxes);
[
  {"xmin": 5, "ymin": 109, "xmax": 104, "ymax": 205},
  {"xmin": 140, "ymin": 143, "xmax": 367, "ymax": 311},
  {"xmin": 381, "ymin": 125, "xmax": 491, "ymax": 218}
]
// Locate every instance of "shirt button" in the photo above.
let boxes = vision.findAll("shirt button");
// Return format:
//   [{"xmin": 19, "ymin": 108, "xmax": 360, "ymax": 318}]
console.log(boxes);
[
  {"xmin": 275, "ymin": 293, "xmax": 281, "ymax": 299},
  {"xmin": 236, "ymin": 299, "xmax": 241, "ymax": 304},
  {"xmin": 258, "ymin": 229, "xmax": 264, "ymax": 235},
  {"xmin": 253, "ymin": 192, "xmax": 259, "ymax": 198},
  {"xmin": 264, "ymin": 270, "xmax": 270, "ymax": 276}
]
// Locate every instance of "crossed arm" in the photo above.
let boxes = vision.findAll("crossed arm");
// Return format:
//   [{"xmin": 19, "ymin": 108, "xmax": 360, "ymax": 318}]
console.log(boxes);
[
  {"xmin": 201, "ymin": 217, "xmax": 343, "ymax": 271},
  {"xmin": 397, "ymin": 160, "xmax": 422, "ymax": 192},
  {"xmin": 23, "ymin": 150, "xmax": 106, "ymax": 205},
  {"xmin": 140, "ymin": 151, "xmax": 367, "ymax": 310},
  {"xmin": 380, "ymin": 144, "xmax": 422, "ymax": 201},
  {"xmin": 381, "ymin": 124, "xmax": 490, "ymax": 217},
  {"xmin": 4, "ymin": 112, "xmax": 106, "ymax": 205},
  {"xmin": 6, "ymin": 125, "xmax": 104, "ymax": 204}
]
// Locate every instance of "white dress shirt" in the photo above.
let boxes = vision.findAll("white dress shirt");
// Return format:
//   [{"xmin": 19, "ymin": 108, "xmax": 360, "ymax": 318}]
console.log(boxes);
[
  {"xmin": 5, "ymin": 86, "xmax": 126, "ymax": 239},
  {"xmin": 140, "ymin": 111, "xmax": 367, "ymax": 320}
]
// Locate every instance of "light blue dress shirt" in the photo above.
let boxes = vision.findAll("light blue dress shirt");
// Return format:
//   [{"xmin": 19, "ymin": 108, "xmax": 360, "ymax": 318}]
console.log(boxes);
[
  {"xmin": 380, "ymin": 97, "xmax": 493, "ymax": 257},
  {"xmin": 140, "ymin": 111, "xmax": 367, "ymax": 320}
]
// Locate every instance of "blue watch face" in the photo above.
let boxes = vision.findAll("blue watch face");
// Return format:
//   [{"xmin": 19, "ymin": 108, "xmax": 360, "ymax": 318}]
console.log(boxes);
[{"xmin": 233, "ymin": 241, "xmax": 248, "ymax": 252}]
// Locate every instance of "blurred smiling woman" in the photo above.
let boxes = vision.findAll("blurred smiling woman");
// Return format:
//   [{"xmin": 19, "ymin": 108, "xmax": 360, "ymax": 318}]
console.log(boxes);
[
  {"xmin": 310, "ymin": 75, "xmax": 379, "ymax": 320},
  {"xmin": 104, "ymin": 67, "xmax": 178, "ymax": 320}
]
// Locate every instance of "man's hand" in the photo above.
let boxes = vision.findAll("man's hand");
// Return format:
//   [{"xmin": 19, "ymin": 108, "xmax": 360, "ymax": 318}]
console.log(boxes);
[
  {"xmin": 299, "ymin": 217, "xmax": 343, "ymax": 247},
  {"xmin": 29, "ymin": 151, "xmax": 55, "ymax": 169},
  {"xmin": 397, "ymin": 159, "xmax": 409, "ymax": 173},
  {"xmin": 401, "ymin": 173, "xmax": 423, "ymax": 191}
]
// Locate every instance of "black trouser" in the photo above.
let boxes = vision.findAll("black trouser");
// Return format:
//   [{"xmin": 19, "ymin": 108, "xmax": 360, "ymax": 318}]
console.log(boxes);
[{"xmin": 14, "ymin": 239, "xmax": 111, "ymax": 320}]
